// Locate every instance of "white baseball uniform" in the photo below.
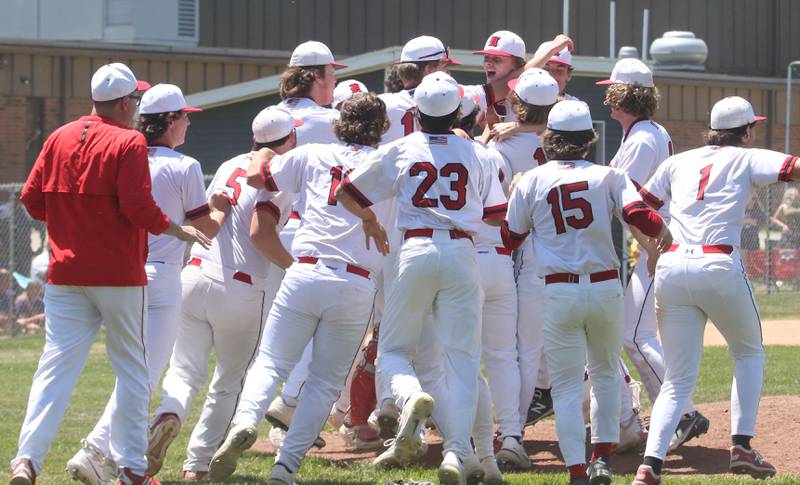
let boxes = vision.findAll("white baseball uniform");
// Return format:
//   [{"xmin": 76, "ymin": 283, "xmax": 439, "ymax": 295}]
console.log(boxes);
[
  {"xmin": 379, "ymin": 90, "xmax": 418, "ymax": 143},
  {"xmin": 85, "ymin": 146, "xmax": 209, "ymax": 458},
  {"xmin": 462, "ymin": 84, "xmax": 519, "ymax": 124},
  {"xmin": 229, "ymin": 143, "xmax": 392, "ymax": 473},
  {"xmin": 642, "ymin": 146, "xmax": 797, "ymax": 460},
  {"xmin": 274, "ymin": 97, "xmax": 340, "ymax": 409},
  {"xmin": 343, "ymin": 131, "xmax": 507, "ymax": 458},
  {"xmin": 505, "ymin": 159, "xmax": 654, "ymax": 466},
  {"xmin": 156, "ymin": 152, "xmax": 292, "ymax": 472}
]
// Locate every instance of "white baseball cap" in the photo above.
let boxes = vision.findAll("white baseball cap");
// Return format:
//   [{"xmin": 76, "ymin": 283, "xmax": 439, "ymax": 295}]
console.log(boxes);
[
  {"xmin": 252, "ymin": 107, "xmax": 304, "ymax": 144},
  {"xmin": 547, "ymin": 100, "xmax": 593, "ymax": 131},
  {"xmin": 596, "ymin": 58, "xmax": 654, "ymax": 87},
  {"xmin": 289, "ymin": 41, "xmax": 347, "ymax": 69},
  {"xmin": 138, "ymin": 84, "xmax": 202, "ymax": 115},
  {"xmin": 710, "ymin": 96, "xmax": 767, "ymax": 130},
  {"xmin": 473, "ymin": 30, "xmax": 526, "ymax": 59},
  {"xmin": 508, "ymin": 68, "xmax": 559, "ymax": 106},
  {"xmin": 414, "ymin": 72, "xmax": 464, "ymax": 117},
  {"xmin": 547, "ymin": 47, "xmax": 573, "ymax": 67},
  {"xmin": 91, "ymin": 63, "xmax": 150, "ymax": 102},
  {"xmin": 400, "ymin": 35, "xmax": 460, "ymax": 65},
  {"xmin": 333, "ymin": 79, "xmax": 368, "ymax": 107},
  {"xmin": 460, "ymin": 92, "xmax": 480, "ymax": 116}
]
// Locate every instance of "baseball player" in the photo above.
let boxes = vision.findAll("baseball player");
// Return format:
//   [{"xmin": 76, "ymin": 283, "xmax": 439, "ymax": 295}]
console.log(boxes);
[
  {"xmin": 145, "ymin": 107, "xmax": 298, "ymax": 481},
  {"xmin": 264, "ymin": 40, "xmax": 346, "ymax": 448},
  {"xmin": 598, "ymin": 58, "xmax": 710, "ymax": 452},
  {"xmin": 12, "ymin": 63, "xmax": 210, "ymax": 485},
  {"xmin": 333, "ymin": 79, "xmax": 368, "ymax": 109},
  {"xmin": 207, "ymin": 93, "xmax": 393, "ymax": 485},
  {"xmin": 503, "ymin": 100, "xmax": 671, "ymax": 485},
  {"xmin": 67, "ymin": 84, "xmax": 230, "ymax": 485},
  {"xmin": 633, "ymin": 96, "xmax": 793, "ymax": 484},
  {"xmin": 337, "ymin": 72, "xmax": 507, "ymax": 485}
]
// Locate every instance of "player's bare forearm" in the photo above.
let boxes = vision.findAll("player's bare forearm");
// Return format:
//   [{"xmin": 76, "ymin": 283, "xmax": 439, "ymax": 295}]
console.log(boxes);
[
  {"xmin": 334, "ymin": 187, "xmax": 390, "ymax": 255},
  {"xmin": 164, "ymin": 221, "xmax": 213, "ymax": 249},
  {"xmin": 246, "ymin": 148, "xmax": 277, "ymax": 189},
  {"xmin": 526, "ymin": 34, "xmax": 573, "ymax": 70},
  {"xmin": 191, "ymin": 191, "xmax": 232, "ymax": 238},
  {"xmin": 250, "ymin": 211, "xmax": 293, "ymax": 269}
]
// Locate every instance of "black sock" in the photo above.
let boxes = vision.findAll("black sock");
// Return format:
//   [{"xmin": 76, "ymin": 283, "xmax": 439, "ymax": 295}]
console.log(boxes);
[
  {"xmin": 643, "ymin": 456, "xmax": 663, "ymax": 476},
  {"xmin": 732, "ymin": 435, "xmax": 752, "ymax": 450}
]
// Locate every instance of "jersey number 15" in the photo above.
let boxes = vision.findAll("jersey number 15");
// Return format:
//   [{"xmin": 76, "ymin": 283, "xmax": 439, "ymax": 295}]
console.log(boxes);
[{"xmin": 546, "ymin": 182, "xmax": 594, "ymax": 234}]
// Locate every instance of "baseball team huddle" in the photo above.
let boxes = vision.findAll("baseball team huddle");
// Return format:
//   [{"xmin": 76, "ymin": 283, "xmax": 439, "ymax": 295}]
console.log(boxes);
[{"xmin": 8, "ymin": 28, "xmax": 798, "ymax": 485}]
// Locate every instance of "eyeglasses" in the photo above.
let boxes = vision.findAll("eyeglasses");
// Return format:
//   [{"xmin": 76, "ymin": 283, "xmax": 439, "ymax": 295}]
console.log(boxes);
[{"xmin": 127, "ymin": 94, "xmax": 142, "ymax": 106}]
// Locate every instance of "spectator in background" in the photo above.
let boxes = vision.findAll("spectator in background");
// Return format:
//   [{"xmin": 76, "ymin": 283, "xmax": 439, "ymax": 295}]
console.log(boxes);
[
  {"xmin": 742, "ymin": 197, "xmax": 767, "ymax": 251},
  {"xmin": 771, "ymin": 187, "xmax": 800, "ymax": 248},
  {"xmin": 0, "ymin": 268, "xmax": 13, "ymax": 335},
  {"xmin": 15, "ymin": 280, "xmax": 45, "ymax": 335}
]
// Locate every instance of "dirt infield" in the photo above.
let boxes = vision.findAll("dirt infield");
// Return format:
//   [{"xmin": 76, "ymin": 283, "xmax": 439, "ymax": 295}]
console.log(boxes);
[
  {"xmin": 705, "ymin": 319, "xmax": 799, "ymax": 346},
  {"xmin": 252, "ymin": 395, "xmax": 799, "ymax": 477}
]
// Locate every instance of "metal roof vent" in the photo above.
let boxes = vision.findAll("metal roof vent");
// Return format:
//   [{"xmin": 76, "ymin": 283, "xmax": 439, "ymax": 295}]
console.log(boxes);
[
  {"xmin": 650, "ymin": 31, "xmax": 708, "ymax": 71},
  {"xmin": 618, "ymin": 46, "xmax": 639, "ymax": 59}
]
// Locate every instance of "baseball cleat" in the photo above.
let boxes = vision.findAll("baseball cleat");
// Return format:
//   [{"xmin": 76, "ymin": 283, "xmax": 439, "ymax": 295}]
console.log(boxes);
[
  {"xmin": 181, "ymin": 470, "xmax": 207, "ymax": 482},
  {"xmin": 462, "ymin": 454, "xmax": 485, "ymax": 485},
  {"xmin": 115, "ymin": 468, "xmax": 159, "ymax": 485},
  {"xmin": 66, "ymin": 439, "xmax": 118, "ymax": 484},
  {"xmin": 374, "ymin": 399, "xmax": 401, "ymax": 440},
  {"xmin": 267, "ymin": 420, "xmax": 326, "ymax": 450},
  {"xmin": 525, "ymin": 387, "xmax": 554, "ymax": 426},
  {"xmin": 569, "ymin": 478, "xmax": 590, "ymax": 485},
  {"xmin": 480, "ymin": 455, "xmax": 504, "ymax": 485},
  {"xmin": 267, "ymin": 462, "xmax": 296, "ymax": 485},
  {"xmin": 495, "ymin": 435, "xmax": 531, "ymax": 470},
  {"xmin": 668, "ymin": 411, "xmax": 709, "ymax": 452},
  {"xmin": 145, "ymin": 413, "xmax": 180, "ymax": 476},
  {"xmin": 586, "ymin": 457, "xmax": 612, "ymax": 485},
  {"xmin": 437, "ymin": 451, "xmax": 464, "ymax": 485},
  {"xmin": 207, "ymin": 424, "xmax": 258, "ymax": 482},
  {"xmin": 339, "ymin": 424, "xmax": 384, "ymax": 451},
  {"xmin": 729, "ymin": 445, "xmax": 776, "ymax": 478},
  {"xmin": 617, "ymin": 413, "xmax": 647, "ymax": 454},
  {"xmin": 392, "ymin": 392, "xmax": 434, "ymax": 462},
  {"xmin": 265, "ymin": 396, "xmax": 295, "ymax": 430},
  {"xmin": 631, "ymin": 464, "xmax": 661, "ymax": 485},
  {"xmin": 10, "ymin": 458, "xmax": 36, "ymax": 485}
]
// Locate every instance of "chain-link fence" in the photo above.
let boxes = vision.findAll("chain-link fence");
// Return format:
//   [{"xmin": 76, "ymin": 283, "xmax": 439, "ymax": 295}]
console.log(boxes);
[{"xmin": 2, "ymin": 179, "xmax": 800, "ymax": 337}]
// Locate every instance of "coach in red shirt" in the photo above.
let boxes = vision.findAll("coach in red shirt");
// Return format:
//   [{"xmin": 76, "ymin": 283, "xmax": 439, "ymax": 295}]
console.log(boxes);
[{"xmin": 11, "ymin": 63, "xmax": 210, "ymax": 485}]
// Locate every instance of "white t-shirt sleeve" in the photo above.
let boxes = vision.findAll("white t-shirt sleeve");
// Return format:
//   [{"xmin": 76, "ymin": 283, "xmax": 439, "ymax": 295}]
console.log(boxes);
[
  {"xmin": 342, "ymin": 144, "xmax": 401, "ymax": 207},
  {"xmin": 505, "ymin": 171, "xmax": 534, "ymax": 237},
  {"xmin": 749, "ymin": 148, "xmax": 798, "ymax": 186},
  {"xmin": 183, "ymin": 160, "xmax": 211, "ymax": 220},
  {"xmin": 641, "ymin": 161, "xmax": 671, "ymax": 211},
  {"xmin": 265, "ymin": 147, "xmax": 309, "ymax": 194},
  {"xmin": 620, "ymin": 141, "xmax": 658, "ymax": 189}
]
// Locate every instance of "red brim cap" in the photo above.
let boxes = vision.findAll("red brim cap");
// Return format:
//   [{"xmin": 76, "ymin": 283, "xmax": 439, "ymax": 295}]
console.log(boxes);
[
  {"xmin": 547, "ymin": 58, "xmax": 572, "ymax": 66},
  {"xmin": 595, "ymin": 79, "xmax": 615, "ymax": 85},
  {"xmin": 458, "ymin": 85, "xmax": 465, "ymax": 97},
  {"xmin": 507, "ymin": 78, "xmax": 518, "ymax": 91},
  {"xmin": 755, "ymin": 115, "xmax": 767, "ymax": 122},
  {"xmin": 472, "ymin": 49, "xmax": 514, "ymax": 57},
  {"xmin": 136, "ymin": 80, "xmax": 151, "ymax": 91},
  {"xmin": 332, "ymin": 62, "xmax": 348, "ymax": 69},
  {"xmin": 294, "ymin": 119, "xmax": 305, "ymax": 127},
  {"xmin": 445, "ymin": 58, "xmax": 461, "ymax": 66},
  {"xmin": 181, "ymin": 106, "xmax": 203, "ymax": 113}
]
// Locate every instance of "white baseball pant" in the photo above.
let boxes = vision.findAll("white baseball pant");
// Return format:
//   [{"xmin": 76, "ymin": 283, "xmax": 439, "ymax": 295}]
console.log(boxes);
[
  {"xmin": 543, "ymin": 277, "xmax": 623, "ymax": 467},
  {"xmin": 645, "ymin": 247, "xmax": 764, "ymax": 460},
  {"xmin": 86, "ymin": 262, "xmax": 183, "ymax": 457},
  {"xmin": 515, "ymin": 252, "xmax": 546, "ymax": 431},
  {"xmin": 12, "ymin": 285, "xmax": 150, "ymax": 475},
  {"xmin": 477, "ymin": 249, "xmax": 521, "ymax": 438},
  {"xmin": 378, "ymin": 233, "xmax": 482, "ymax": 459},
  {"xmin": 155, "ymin": 262, "xmax": 270, "ymax": 472},
  {"xmin": 231, "ymin": 261, "xmax": 375, "ymax": 471}
]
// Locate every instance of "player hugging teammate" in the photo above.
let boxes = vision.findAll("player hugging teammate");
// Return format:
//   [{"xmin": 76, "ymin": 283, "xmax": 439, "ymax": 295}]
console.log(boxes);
[{"xmin": 9, "ymin": 31, "xmax": 798, "ymax": 485}]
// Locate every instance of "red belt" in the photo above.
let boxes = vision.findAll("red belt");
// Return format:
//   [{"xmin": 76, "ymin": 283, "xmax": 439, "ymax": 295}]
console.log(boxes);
[
  {"xmin": 289, "ymin": 211, "xmax": 301, "ymax": 220},
  {"xmin": 544, "ymin": 269, "xmax": 619, "ymax": 285},
  {"xmin": 667, "ymin": 244, "xmax": 733, "ymax": 254},
  {"xmin": 297, "ymin": 256, "xmax": 370, "ymax": 279},
  {"xmin": 495, "ymin": 247, "xmax": 512, "ymax": 256},
  {"xmin": 188, "ymin": 257, "xmax": 253, "ymax": 285},
  {"xmin": 404, "ymin": 228, "xmax": 473, "ymax": 241}
]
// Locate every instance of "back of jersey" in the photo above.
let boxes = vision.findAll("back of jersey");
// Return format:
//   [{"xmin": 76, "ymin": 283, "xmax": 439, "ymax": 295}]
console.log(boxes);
[
  {"xmin": 191, "ymin": 153, "xmax": 290, "ymax": 278},
  {"xmin": 516, "ymin": 160, "xmax": 636, "ymax": 276},
  {"xmin": 379, "ymin": 90, "xmax": 417, "ymax": 144},
  {"xmin": 644, "ymin": 145, "xmax": 793, "ymax": 246},
  {"xmin": 610, "ymin": 119, "xmax": 673, "ymax": 189},
  {"xmin": 490, "ymin": 132, "xmax": 546, "ymax": 176},
  {"xmin": 279, "ymin": 97, "xmax": 339, "ymax": 145}
]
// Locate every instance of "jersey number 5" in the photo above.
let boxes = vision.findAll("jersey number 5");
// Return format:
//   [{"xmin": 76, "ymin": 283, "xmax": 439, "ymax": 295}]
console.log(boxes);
[
  {"xmin": 410, "ymin": 162, "xmax": 468, "ymax": 210},
  {"xmin": 225, "ymin": 167, "xmax": 247, "ymax": 205},
  {"xmin": 546, "ymin": 182, "xmax": 594, "ymax": 234}
]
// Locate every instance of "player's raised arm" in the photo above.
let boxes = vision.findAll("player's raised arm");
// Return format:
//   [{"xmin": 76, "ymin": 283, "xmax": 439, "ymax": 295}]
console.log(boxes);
[
  {"xmin": 526, "ymin": 34, "xmax": 573, "ymax": 71},
  {"xmin": 244, "ymin": 107, "xmax": 303, "ymax": 189}
]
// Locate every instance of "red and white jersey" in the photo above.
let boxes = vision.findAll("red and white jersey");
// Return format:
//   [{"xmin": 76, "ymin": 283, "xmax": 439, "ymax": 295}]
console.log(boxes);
[
  {"xmin": 278, "ymin": 97, "xmax": 339, "ymax": 145},
  {"xmin": 146, "ymin": 146, "xmax": 209, "ymax": 265},
  {"xmin": 506, "ymin": 159, "xmax": 647, "ymax": 276},
  {"xmin": 263, "ymin": 143, "xmax": 394, "ymax": 274},
  {"xmin": 474, "ymin": 143, "xmax": 508, "ymax": 250},
  {"xmin": 642, "ymin": 146, "xmax": 797, "ymax": 247},
  {"xmin": 379, "ymin": 90, "xmax": 417, "ymax": 143},
  {"xmin": 489, "ymin": 132, "xmax": 546, "ymax": 176},
  {"xmin": 343, "ymin": 131, "xmax": 507, "ymax": 235},
  {"xmin": 462, "ymin": 84, "xmax": 518, "ymax": 124},
  {"xmin": 191, "ymin": 153, "xmax": 293, "ymax": 278},
  {"xmin": 610, "ymin": 119, "xmax": 673, "ymax": 189}
]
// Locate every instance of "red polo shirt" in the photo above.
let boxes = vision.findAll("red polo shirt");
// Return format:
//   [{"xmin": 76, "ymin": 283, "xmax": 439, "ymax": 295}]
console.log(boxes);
[{"xmin": 20, "ymin": 115, "xmax": 170, "ymax": 286}]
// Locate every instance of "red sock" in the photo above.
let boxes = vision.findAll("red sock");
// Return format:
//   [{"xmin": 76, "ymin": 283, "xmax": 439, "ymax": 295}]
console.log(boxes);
[
  {"xmin": 592, "ymin": 442, "xmax": 615, "ymax": 461},
  {"xmin": 568, "ymin": 463, "xmax": 588, "ymax": 480}
]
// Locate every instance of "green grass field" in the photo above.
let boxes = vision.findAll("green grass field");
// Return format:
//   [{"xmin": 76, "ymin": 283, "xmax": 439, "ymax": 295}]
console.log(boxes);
[{"xmin": 2, "ymin": 335, "xmax": 798, "ymax": 484}]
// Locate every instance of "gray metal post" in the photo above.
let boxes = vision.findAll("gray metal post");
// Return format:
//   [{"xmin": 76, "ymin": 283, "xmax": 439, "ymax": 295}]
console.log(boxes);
[
  {"xmin": 8, "ymin": 188, "xmax": 16, "ymax": 275},
  {"xmin": 786, "ymin": 61, "xmax": 800, "ymax": 154}
]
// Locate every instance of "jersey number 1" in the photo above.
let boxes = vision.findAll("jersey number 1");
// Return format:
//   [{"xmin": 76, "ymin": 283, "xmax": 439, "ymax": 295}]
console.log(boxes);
[
  {"xmin": 401, "ymin": 109, "xmax": 415, "ymax": 136},
  {"xmin": 546, "ymin": 182, "xmax": 594, "ymax": 234},
  {"xmin": 696, "ymin": 163, "xmax": 713, "ymax": 200},
  {"xmin": 328, "ymin": 166, "xmax": 354, "ymax": 205}
]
